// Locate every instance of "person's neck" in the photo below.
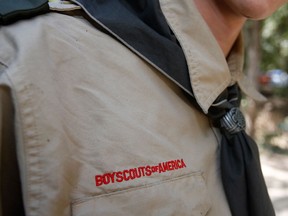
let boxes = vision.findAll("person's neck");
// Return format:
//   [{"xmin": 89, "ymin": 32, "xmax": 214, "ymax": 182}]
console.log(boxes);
[{"xmin": 194, "ymin": 0, "xmax": 247, "ymax": 57}]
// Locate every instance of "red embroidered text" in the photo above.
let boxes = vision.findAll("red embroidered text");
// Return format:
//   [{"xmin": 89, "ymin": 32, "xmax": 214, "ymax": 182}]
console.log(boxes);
[{"xmin": 95, "ymin": 159, "xmax": 187, "ymax": 187}]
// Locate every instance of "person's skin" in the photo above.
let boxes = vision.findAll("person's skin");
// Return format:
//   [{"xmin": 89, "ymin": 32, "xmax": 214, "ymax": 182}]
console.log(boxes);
[{"xmin": 194, "ymin": 0, "xmax": 288, "ymax": 57}]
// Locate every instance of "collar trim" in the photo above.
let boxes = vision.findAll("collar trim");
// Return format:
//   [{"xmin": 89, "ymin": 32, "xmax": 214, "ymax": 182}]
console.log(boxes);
[{"xmin": 160, "ymin": 0, "xmax": 236, "ymax": 113}]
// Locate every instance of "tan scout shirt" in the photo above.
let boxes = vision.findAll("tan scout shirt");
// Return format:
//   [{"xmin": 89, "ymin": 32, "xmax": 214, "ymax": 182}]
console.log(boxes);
[{"xmin": 0, "ymin": 0, "xmax": 260, "ymax": 215}]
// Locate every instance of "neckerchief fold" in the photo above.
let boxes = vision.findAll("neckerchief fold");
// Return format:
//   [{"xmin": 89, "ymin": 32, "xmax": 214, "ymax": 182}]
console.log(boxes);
[{"xmin": 203, "ymin": 84, "xmax": 275, "ymax": 216}]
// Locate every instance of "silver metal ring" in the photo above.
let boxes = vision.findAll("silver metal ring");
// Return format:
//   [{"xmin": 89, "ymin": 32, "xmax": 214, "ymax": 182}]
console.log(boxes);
[{"xmin": 220, "ymin": 107, "xmax": 246, "ymax": 134}]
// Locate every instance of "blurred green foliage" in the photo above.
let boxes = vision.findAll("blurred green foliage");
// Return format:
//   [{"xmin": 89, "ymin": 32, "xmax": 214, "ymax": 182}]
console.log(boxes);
[
  {"xmin": 271, "ymin": 86, "xmax": 288, "ymax": 98},
  {"xmin": 261, "ymin": 4, "xmax": 288, "ymax": 72}
]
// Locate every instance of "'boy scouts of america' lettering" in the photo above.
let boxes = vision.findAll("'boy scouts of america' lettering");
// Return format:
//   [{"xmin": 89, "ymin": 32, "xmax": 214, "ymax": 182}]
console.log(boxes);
[{"xmin": 95, "ymin": 159, "xmax": 187, "ymax": 186}]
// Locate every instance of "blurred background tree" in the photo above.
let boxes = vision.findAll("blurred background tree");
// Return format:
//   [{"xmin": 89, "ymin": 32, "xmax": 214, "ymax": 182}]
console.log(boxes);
[
  {"xmin": 243, "ymin": 6, "xmax": 288, "ymax": 215},
  {"xmin": 243, "ymin": 3, "xmax": 288, "ymax": 150},
  {"xmin": 244, "ymin": 3, "xmax": 288, "ymax": 91},
  {"xmin": 261, "ymin": 3, "xmax": 288, "ymax": 73}
]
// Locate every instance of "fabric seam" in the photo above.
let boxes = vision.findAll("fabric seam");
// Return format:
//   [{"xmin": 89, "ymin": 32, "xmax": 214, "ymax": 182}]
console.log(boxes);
[
  {"xmin": 72, "ymin": 171, "xmax": 203, "ymax": 205},
  {"xmin": 3, "ymin": 71, "xmax": 43, "ymax": 216}
]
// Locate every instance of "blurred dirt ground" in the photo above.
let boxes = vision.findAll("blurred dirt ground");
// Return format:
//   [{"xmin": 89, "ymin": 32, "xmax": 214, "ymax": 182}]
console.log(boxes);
[
  {"xmin": 261, "ymin": 153, "xmax": 288, "ymax": 216},
  {"xmin": 246, "ymin": 96, "xmax": 288, "ymax": 215}
]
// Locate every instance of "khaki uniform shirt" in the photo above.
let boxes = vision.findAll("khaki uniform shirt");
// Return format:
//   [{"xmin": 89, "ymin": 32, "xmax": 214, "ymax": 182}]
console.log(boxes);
[{"xmin": 0, "ymin": 0, "xmax": 262, "ymax": 215}]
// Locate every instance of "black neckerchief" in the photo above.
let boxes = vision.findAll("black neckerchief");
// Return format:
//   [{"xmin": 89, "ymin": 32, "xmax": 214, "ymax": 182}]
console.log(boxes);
[
  {"xmin": 185, "ymin": 85, "xmax": 275, "ymax": 216},
  {"xmin": 0, "ymin": 0, "xmax": 49, "ymax": 25}
]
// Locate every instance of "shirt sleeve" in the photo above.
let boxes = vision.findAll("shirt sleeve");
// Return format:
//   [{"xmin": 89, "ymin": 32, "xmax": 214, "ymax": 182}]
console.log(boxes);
[{"xmin": 0, "ymin": 71, "xmax": 25, "ymax": 215}]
